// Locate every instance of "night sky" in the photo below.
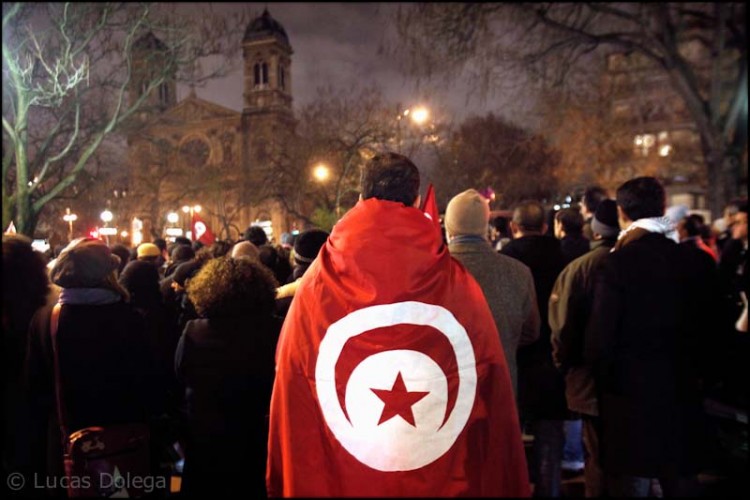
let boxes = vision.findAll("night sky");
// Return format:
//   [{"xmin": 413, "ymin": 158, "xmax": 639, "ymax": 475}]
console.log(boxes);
[{"xmin": 173, "ymin": 2, "xmax": 539, "ymax": 130}]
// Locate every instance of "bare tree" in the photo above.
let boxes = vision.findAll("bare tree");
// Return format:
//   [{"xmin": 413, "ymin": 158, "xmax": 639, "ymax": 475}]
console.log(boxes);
[
  {"xmin": 2, "ymin": 2, "xmax": 250, "ymax": 236},
  {"xmin": 395, "ymin": 3, "xmax": 747, "ymax": 216}
]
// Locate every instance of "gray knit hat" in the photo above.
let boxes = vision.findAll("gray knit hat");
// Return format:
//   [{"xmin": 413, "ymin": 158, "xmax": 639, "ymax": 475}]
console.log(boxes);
[
  {"xmin": 50, "ymin": 238, "xmax": 120, "ymax": 288},
  {"xmin": 445, "ymin": 189, "xmax": 490, "ymax": 238},
  {"xmin": 591, "ymin": 199, "xmax": 619, "ymax": 238}
]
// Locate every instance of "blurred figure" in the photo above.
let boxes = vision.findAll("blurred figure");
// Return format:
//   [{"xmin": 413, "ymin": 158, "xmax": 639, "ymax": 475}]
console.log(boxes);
[
  {"xmin": 275, "ymin": 229, "xmax": 329, "ymax": 318},
  {"xmin": 580, "ymin": 186, "xmax": 608, "ymax": 241},
  {"xmin": 164, "ymin": 243, "xmax": 195, "ymax": 278},
  {"xmin": 554, "ymin": 208, "xmax": 590, "ymax": 265},
  {"xmin": 230, "ymin": 240, "xmax": 260, "ymax": 261},
  {"xmin": 175, "ymin": 257, "xmax": 281, "ymax": 498},
  {"xmin": 502, "ymin": 200, "xmax": 568, "ymax": 498},
  {"xmin": 110, "ymin": 244, "xmax": 132, "ymax": 276},
  {"xmin": 243, "ymin": 225, "xmax": 268, "ymax": 247},
  {"xmin": 491, "ymin": 215, "xmax": 513, "ymax": 251},
  {"xmin": 136, "ymin": 242, "xmax": 162, "ymax": 268},
  {"xmin": 23, "ymin": 238, "xmax": 155, "ymax": 486},
  {"xmin": 714, "ymin": 202, "xmax": 740, "ymax": 254},
  {"xmin": 585, "ymin": 177, "xmax": 717, "ymax": 497},
  {"xmin": 3, "ymin": 235, "xmax": 50, "ymax": 484},
  {"xmin": 677, "ymin": 213, "xmax": 719, "ymax": 262}
]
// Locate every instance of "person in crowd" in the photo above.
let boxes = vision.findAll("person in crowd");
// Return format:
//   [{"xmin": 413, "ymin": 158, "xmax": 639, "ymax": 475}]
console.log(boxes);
[
  {"xmin": 3, "ymin": 235, "xmax": 50, "ymax": 484},
  {"xmin": 175, "ymin": 256, "xmax": 281, "ymax": 497},
  {"xmin": 275, "ymin": 228, "xmax": 329, "ymax": 318},
  {"xmin": 445, "ymin": 189, "xmax": 540, "ymax": 396},
  {"xmin": 191, "ymin": 240, "xmax": 204, "ymax": 253},
  {"xmin": 23, "ymin": 238, "xmax": 156, "ymax": 488},
  {"xmin": 501, "ymin": 200, "xmax": 568, "ymax": 497},
  {"xmin": 209, "ymin": 240, "xmax": 232, "ymax": 260},
  {"xmin": 110, "ymin": 244, "xmax": 132, "ymax": 276},
  {"xmin": 164, "ymin": 244, "xmax": 195, "ymax": 278},
  {"xmin": 136, "ymin": 242, "xmax": 162, "ymax": 268},
  {"xmin": 153, "ymin": 237, "xmax": 169, "ymax": 274},
  {"xmin": 714, "ymin": 202, "xmax": 740, "ymax": 254},
  {"xmin": 491, "ymin": 215, "xmax": 513, "ymax": 251},
  {"xmin": 584, "ymin": 177, "xmax": 718, "ymax": 497},
  {"xmin": 170, "ymin": 259, "xmax": 204, "ymax": 334},
  {"xmin": 677, "ymin": 213, "xmax": 719, "ymax": 262},
  {"xmin": 280, "ymin": 232, "xmax": 296, "ymax": 251},
  {"xmin": 258, "ymin": 244, "xmax": 291, "ymax": 286},
  {"xmin": 243, "ymin": 225, "xmax": 269, "ymax": 247},
  {"xmin": 267, "ymin": 152, "xmax": 529, "ymax": 497},
  {"xmin": 230, "ymin": 240, "xmax": 260, "ymax": 261},
  {"xmin": 554, "ymin": 207, "xmax": 590, "ymax": 265},
  {"xmin": 580, "ymin": 186, "xmax": 608, "ymax": 241},
  {"xmin": 549, "ymin": 199, "xmax": 620, "ymax": 497}
]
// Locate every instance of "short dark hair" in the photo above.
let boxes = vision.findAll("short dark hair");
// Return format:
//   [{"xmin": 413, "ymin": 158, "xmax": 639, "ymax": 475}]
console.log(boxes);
[
  {"xmin": 555, "ymin": 208, "xmax": 584, "ymax": 235},
  {"xmin": 244, "ymin": 226, "xmax": 268, "ymax": 247},
  {"xmin": 616, "ymin": 177, "xmax": 666, "ymax": 221},
  {"xmin": 360, "ymin": 152, "xmax": 420, "ymax": 206},
  {"xmin": 582, "ymin": 186, "xmax": 608, "ymax": 214},
  {"xmin": 153, "ymin": 238, "xmax": 167, "ymax": 252},
  {"xmin": 512, "ymin": 201, "xmax": 546, "ymax": 233},
  {"xmin": 683, "ymin": 213, "xmax": 706, "ymax": 237}
]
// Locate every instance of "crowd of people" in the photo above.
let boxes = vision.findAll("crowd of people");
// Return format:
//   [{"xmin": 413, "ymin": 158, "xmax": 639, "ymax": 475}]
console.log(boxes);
[{"xmin": 2, "ymin": 151, "xmax": 747, "ymax": 497}]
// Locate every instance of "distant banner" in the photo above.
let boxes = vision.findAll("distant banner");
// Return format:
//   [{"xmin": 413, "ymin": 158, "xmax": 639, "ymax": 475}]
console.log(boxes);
[{"xmin": 192, "ymin": 212, "xmax": 216, "ymax": 245}]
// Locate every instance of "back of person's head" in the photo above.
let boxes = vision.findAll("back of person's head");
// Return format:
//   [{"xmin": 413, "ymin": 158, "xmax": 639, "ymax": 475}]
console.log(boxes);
[
  {"xmin": 555, "ymin": 208, "xmax": 584, "ymax": 236},
  {"xmin": 171, "ymin": 244, "xmax": 195, "ymax": 263},
  {"xmin": 616, "ymin": 176, "xmax": 666, "ymax": 221},
  {"xmin": 110, "ymin": 244, "xmax": 131, "ymax": 275},
  {"xmin": 244, "ymin": 226, "xmax": 268, "ymax": 247},
  {"xmin": 172, "ymin": 259, "xmax": 202, "ymax": 289},
  {"xmin": 187, "ymin": 256, "xmax": 277, "ymax": 319},
  {"xmin": 118, "ymin": 259, "xmax": 161, "ymax": 308},
  {"xmin": 192, "ymin": 240, "xmax": 205, "ymax": 253},
  {"xmin": 136, "ymin": 243, "xmax": 161, "ymax": 261},
  {"xmin": 174, "ymin": 236, "xmax": 192, "ymax": 247},
  {"xmin": 492, "ymin": 216, "xmax": 510, "ymax": 237},
  {"xmin": 591, "ymin": 199, "xmax": 620, "ymax": 239},
  {"xmin": 512, "ymin": 201, "xmax": 546, "ymax": 233},
  {"xmin": 231, "ymin": 240, "xmax": 260, "ymax": 261},
  {"xmin": 682, "ymin": 213, "xmax": 706, "ymax": 238},
  {"xmin": 582, "ymin": 186, "xmax": 608, "ymax": 215},
  {"xmin": 293, "ymin": 229, "xmax": 329, "ymax": 266},
  {"xmin": 153, "ymin": 238, "xmax": 167, "ymax": 254},
  {"xmin": 3, "ymin": 234, "xmax": 50, "ymax": 330},
  {"xmin": 360, "ymin": 152, "xmax": 420, "ymax": 207},
  {"xmin": 445, "ymin": 189, "xmax": 490, "ymax": 238},
  {"xmin": 210, "ymin": 240, "xmax": 232, "ymax": 259},
  {"xmin": 50, "ymin": 238, "xmax": 129, "ymax": 300}
]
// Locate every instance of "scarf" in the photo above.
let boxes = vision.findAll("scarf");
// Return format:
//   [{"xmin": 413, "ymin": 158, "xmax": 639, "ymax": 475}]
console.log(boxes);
[
  {"xmin": 614, "ymin": 216, "xmax": 676, "ymax": 251},
  {"xmin": 58, "ymin": 288, "xmax": 122, "ymax": 305}
]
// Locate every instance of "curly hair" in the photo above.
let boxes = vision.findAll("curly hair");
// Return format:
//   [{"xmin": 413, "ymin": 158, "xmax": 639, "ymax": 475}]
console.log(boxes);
[{"xmin": 187, "ymin": 256, "xmax": 278, "ymax": 319}]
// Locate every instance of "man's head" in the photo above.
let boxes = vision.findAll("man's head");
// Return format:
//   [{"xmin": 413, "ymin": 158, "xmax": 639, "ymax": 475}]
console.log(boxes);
[
  {"xmin": 445, "ymin": 189, "xmax": 490, "ymax": 241},
  {"xmin": 732, "ymin": 203, "xmax": 748, "ymax": 242},
  {"xmin": 360, "ymin": 152, "xmax": 420, "ymax": 207},
  {"xmin": 580, "ymin": 186, "xmax": 608, "ymax": 219},
  {"xmin": 243, "ymin": 225, "xmax": 268, "ymax": 247},
  {"xmin": 615, "ymin": 177, "xmax": 666, "ymax": 227},
  {"xmin": 591, "ymin": 199, "xmax": 619, "ymax": 240},
  {"xmin": 553, "ymin": 208, "xmax": 584, "ymax": 239},
  {"xmin": 677, "ymin": 213, "xmax": 706, "ymax": 241},
  {"xmin": 510, "ymin": 201, "xmax": 547, "ymax": 238}
]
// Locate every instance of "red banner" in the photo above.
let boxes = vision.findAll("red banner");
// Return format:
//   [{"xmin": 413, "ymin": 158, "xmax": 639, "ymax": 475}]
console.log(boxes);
[
  {"xmin": 420, "ymin": 183, "xmax": 442, "ymax": 245},
  {"xmin": 267, "ymin": 198, "xmax": 529, "ymax": 497},
  {"xmin": 191, "ymin": 212, "xmax": 215, "ymax": 245}
]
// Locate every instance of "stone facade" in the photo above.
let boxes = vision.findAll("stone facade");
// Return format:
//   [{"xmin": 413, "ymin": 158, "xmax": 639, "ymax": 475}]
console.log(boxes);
[{"xmin": 126, "ymin": 10, "xmax": 297, "ymax": 242}]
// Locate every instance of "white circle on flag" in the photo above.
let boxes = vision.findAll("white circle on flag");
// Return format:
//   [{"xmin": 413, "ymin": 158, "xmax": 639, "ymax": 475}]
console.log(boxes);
[
  {"xmin": 315, "ymin": 301, "xmax": 477, "ymax": 471},
  {"xmin": 194, "ymin": 221, "xmax": 206, "ymax": 239}
]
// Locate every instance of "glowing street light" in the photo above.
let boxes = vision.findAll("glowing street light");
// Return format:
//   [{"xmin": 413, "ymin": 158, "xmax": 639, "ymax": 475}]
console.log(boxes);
[
  {"xmin": 100, "ymin": 210, "xmax": 113, "ymax": 223},
  {"xmin": 313, "ymin": 163, "xmax": 330, "ymax": 182},
  {"xmin": 62, "ymin": 208, "xmax": 78, "ymax": 242},
  {"xmin": 410, "ymin": 106, "xmax": 429, "ymax": 125},
  {"xmin": 167, "ymin": 212, "xmax": 179, "ymax": 224}
]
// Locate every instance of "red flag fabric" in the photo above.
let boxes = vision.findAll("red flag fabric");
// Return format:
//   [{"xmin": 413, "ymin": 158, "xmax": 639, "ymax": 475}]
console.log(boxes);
[
  {"xmin": 266, "ymin": 198, "xmax": 529, "ymax": 497},
  {"xmin": 420, "ymin": 183, "xmax": 442, "ymax": 245},
  {"xmin": 191, "ymin": 212, "xmax": 215, "ymax": 246}
]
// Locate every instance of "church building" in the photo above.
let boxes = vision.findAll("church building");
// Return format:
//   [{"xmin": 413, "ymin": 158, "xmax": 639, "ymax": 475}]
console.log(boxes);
[{"xmin": 126, "ymin": 9, "xmax": 297, "ymax": 242}]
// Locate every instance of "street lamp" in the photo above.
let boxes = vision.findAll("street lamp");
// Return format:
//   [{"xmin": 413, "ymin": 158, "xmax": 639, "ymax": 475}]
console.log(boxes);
[
  {"xmin": 410, "ymin": 106, "xmax": 429, "ymax": 125},
  {"xmin": 100, "ymin": 210, "xmax": 114, "ymax": 244},
  {"xmin": 396, "ymin": 104, "xmax": 431, "ymax": 153},
  {"xmin": 313, "ymin": 163, "xmax": 330, "ymax": 182},
  {"xmin": 167, "ymin": 212, "xmax": 179, "ymax": 224},
  {"xmin": 62, "ymin": 208, "xmax": 77, "ymax": 242}
]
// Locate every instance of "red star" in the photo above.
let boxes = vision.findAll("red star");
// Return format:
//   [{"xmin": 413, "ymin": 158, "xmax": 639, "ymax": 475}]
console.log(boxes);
[{"xmin": 371, "ymin": 372, "xmax": 429, "ymax": 427}]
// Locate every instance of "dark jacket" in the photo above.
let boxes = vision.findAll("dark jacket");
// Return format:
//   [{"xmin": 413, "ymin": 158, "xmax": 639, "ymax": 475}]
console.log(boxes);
[
  {"xmin": 449, "ymin": 237, "xmax": 540, "ymax": 395},
  {"xmin": 560, "ymin": 234, "xmax": 590, "ymax": 265},
  {"xmin": 175, "ymin": 315, "xmax": 282, "ymax": 497},
  {"xmin": 584, "ymin": 232, "xmax": 718, "ymax": 476},
  {"xmin": 501, "ymin": 234, "xmax": 568, "ymax": 419},
  {"xmin": 549, "ymin": 238, "xmax": 615, "ymax": 416},
  {"xmin": 24, "ymin": 301, "xmax": 155, "ymax": 479}
]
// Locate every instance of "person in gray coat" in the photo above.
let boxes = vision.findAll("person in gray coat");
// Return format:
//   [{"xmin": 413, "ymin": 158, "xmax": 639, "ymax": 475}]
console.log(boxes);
[{"xmin": 445, "ymin": 189, "xmax": 540, "ymax": 396}]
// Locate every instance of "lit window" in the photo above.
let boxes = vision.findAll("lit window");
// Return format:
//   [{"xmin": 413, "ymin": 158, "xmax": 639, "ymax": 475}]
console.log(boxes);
[
  {"xmin": 659, "ymin": 145, "xmax": 672, "ymax": 157},
  {"xmin": 634, "ymin": 135, "xmax": 643, "ymax": 146},
  {"xmin": 643, "ymin": 134, "xmax": 655, "ymax": 147}
]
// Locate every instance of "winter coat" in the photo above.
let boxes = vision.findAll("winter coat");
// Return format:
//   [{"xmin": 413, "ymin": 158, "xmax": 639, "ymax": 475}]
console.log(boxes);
[
  {"xmin": 449, "ymin": 238, "xmax": 540, "ymax": 395},
  {"xmin": 549, "ymin": 238, "xmax": 614, "ymax": 416},
  {"xmin": 560, "ymin": 234, "xmax": 590, "ymax": 265},
  {"xmin": 175, "ymin": 315, "xmax": 282, "ymax": 497},
  {"xmin": 584, "ymin": 232, "xmax": 718, "ymax": 476},
  {"xmin": 501, "ymin": 234, "xmax": 568, "ymax": 419}
]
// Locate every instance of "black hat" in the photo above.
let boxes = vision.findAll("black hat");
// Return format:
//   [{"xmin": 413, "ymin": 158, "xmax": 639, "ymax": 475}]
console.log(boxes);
[
  {"xmin": 294, "ymin": 229, "xmax": 329, "ymax": 264},
  {"xmin": 243, "ymin": 226, "xmax": 268, "ymax": 246},
  {"xmin": 591, "ymin": 199, "xmax": 619, "ymax": 238},
  {"xmin": 51, "ymin": 238, "xmax": 120, "ymax": 288}
]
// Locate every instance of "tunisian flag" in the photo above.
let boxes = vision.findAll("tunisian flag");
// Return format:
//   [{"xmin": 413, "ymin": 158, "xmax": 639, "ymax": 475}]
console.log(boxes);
[
  {"xmin": 191, "ymin": 212, "xmax": 215, "ymax": 245},
  {"xmin": 266, "ymin": 198, "xmax": 529, "ymax": 497}
]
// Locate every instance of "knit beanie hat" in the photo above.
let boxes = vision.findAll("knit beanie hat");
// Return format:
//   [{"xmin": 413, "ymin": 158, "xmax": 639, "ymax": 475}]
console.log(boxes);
[
  {"xmin": 137, "ymin": 242, "xmax": 161, "ymax": 259},
  {"xmin": 51, "ymin": 238, "xmax": 120, "ymax": 288},
  {"xmin": 591, "ymin": 199, "xmax": 620, "ymax": 238},
  {"xmin": 294, "ymin": 229, "xmax": 329, "ymax": 264},
  {"xmin": 445, "ymin": 189, "xmax": 489, "ymax": 238}
]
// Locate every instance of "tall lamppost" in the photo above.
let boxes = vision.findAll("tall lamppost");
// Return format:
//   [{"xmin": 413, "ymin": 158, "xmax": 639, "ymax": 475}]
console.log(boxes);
[
  {"xmin": 182, "ymin": 204, "xmax": 201, "ymax": 239},
  {"xmin": 396, "ymin": 104, "xmax": 430, "ymax": 154},
  {"xmin": 62, "ymin": 208, "xmax": 77, "ymax": 243},
  {"xmin": 100, "ymin": 209, "xmax": 113, "ymax": 245}
]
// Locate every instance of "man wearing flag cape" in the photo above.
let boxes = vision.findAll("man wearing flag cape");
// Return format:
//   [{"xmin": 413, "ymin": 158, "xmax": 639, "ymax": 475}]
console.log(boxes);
[{"xmin": 267, "ymin": 152, "xmax": 530, "ymax": 497}]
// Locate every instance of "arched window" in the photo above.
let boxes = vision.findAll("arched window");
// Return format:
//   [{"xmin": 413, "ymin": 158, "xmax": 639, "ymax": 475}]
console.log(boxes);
[
  {"xmin": 261, "ymin": 63, "xmax": 269, "ymax": 84},
  {"xmin": 158, "ymin": 83, "xmax": 169, "ymax": 105},
  {"xmin": 254, "ymin": 63, "xmax": 261, "ymax": 85},
  {"xmin": 279, "ymin": 66, "xmax": 285, "ymax": 90}
]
